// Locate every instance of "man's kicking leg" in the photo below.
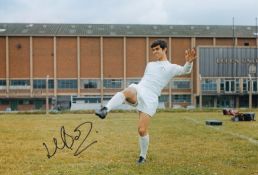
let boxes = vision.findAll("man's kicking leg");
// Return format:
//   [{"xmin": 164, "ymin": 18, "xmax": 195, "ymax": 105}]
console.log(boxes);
[
  {"xmin": 137, "ymin": 112, "xmax": 150, "ymax": 164},
  {"xmin": 95, "ymin": 87, "xmax": 137, "ymax": 119}
]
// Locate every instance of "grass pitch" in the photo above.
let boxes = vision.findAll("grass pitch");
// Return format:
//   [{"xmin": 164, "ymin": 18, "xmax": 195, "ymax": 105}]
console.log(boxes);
[{"xmin": 0, "ymin": 111, "xmax": 258, "ymax": 175}]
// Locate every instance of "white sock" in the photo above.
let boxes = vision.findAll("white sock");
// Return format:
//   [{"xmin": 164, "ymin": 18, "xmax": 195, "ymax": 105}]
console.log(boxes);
[
  {"xmin": 106, "ymin": 92, "xmax": 125, "ymax": 112},
  {"xmin": 139, "ymin": 134, "xmax": 149, "ymax": 159}
]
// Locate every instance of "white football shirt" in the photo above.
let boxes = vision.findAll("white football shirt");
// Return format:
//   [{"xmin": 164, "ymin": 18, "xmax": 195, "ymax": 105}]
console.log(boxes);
[{"xmin": 138, "ymin": 60, "xmax": 192, "ymax": 96}]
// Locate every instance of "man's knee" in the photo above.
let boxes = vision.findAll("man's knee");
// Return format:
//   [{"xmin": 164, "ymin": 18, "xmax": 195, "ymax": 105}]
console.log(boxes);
[
  {"xmin": 123, "ymin": 88, "xmax": 137, "ymax": 104},
  {"xmin": 123, "ymin": 88, "xmax": 135, "ymax": 96},
  {"xmin": 138, "ymin": 127, "xmax": 147, "ymax": 137}
]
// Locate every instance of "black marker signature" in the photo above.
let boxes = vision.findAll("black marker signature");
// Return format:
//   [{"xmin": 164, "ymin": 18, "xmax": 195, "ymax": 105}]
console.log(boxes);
[{"xmin": 42, "ymin": 121, "xmax": 97, "ymax": 159}]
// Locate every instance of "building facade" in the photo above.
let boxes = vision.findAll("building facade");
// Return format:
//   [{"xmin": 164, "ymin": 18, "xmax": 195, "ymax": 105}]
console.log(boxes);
[
  {"xmin": 198, "ymin": 47, "xmax": 258, "ymax": 108},
  {"xmin": 0, "ymin": 23, "xmax": 257, "ymax": 111}
]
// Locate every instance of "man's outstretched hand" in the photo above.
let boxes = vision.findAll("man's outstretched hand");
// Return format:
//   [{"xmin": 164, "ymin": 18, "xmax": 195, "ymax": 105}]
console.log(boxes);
[{"xmin": 185, "ymin": 48, "xmax": 197, "ymax": 63}]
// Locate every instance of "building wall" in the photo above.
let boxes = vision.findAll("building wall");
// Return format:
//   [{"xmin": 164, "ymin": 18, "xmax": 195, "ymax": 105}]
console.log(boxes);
[
  {"xmin": 80, "ymin": 37, "xmax": 101, "ymax": 78},
  {"xmin": 33, "ymin": 37, "xmax": 54, "ymax": 78},
  {"xmin": 0, "ymin": 105, "xmax": 9, "ymax": 111},
  {"xmin": 0, "ymin": 37, "xmax": 6, "ymax": 78},
  {"xmin": 196, "ymin": 38, "xmax": 214, "ymax": 46},
  {"xmin": 102, "ymin": 38, "xmax": 124, "ymax": 95},
  {"xmin": 171, "ymin": 38, "xmax": 191, "ymax": 66},
  {"xmin": 56, "ymin": 37, "xmax": 77, "ymax": 78},
  {"xmin": 216, "ymin": 38, "xmax": 234, "ymax": 46},
  {"xmin": 103, "ymin": 38, "xmax": 124, "ymax": 78},
  {"xmin": 199, "ymin": 47, "xmax": 258, "ymax": 77},
  {"xmin": 17, "ymin": 104, "xmax": 34, "ymax": 111},
  {"xmin": 1, "ymin": 34, "xmax": 257, "ymax": 110},
  {"xmin": 194, "ymin": 38, "xmax": 214, "ymax": 93},
  {"xmin": 9, "ymin": 37, "xmax": 30, "ymax": 78},
  {"xmin": 126, "ymin": 37, "xmax": 146, "ymax": 77},
  {"xmin": 237, "ymin": 38, "xmax": 256, "ymax": 46}
]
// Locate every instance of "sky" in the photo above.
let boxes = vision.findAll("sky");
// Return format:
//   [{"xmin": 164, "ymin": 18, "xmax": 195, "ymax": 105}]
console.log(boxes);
[{"xmin": 0, "ymin": 0, "xmax": 258, "ymax": 26}]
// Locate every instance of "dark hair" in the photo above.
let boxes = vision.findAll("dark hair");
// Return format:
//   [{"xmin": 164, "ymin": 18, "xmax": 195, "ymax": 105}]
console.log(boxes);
[{"xmin": 151, "ymin": 39, "xmax": 167, "ymax": 49}]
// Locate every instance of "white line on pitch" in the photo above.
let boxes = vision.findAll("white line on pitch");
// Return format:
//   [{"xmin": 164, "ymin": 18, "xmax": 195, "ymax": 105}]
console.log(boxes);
[{"xmin": 183, "ymin": 116, "xmax": 258, "ymax": 145}]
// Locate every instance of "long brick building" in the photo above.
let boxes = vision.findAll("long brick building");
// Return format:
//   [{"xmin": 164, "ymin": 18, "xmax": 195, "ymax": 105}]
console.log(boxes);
[{"xmin": 0, "ymin": 23, "xmax": 257, "ymax": 111}]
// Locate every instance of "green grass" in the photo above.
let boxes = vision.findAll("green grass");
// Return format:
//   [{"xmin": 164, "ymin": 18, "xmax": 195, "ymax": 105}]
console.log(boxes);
[{"xmin": 0, "ymin": 111, "xmax": 258, "ymax": 175}]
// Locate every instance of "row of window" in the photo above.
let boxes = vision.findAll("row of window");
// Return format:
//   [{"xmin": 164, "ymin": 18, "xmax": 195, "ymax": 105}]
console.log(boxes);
[
  {"xmin": 34, "ymin": 80, "xmax": 54, "ymax": 89},
  {"xmin": 0, "ymin": 79, "xmax": 191, "ymax": 89},
  {"xmin": 159, "ymin": 95, "xmax": 191, "ymax": 103},
  {"xmin": 202, "ymin": 79, "xmax": 217, "ymax": 91},
  {"xmin": 71, "ymin": 95, "xmax": 191, "ymax": 104},
  {"xmin": 201, "ymin": 78, "xmax": 258, "ymax": 93},
  {"xmin": 10, "ymin": 80, "xmax": 30, "ymax": 86},
  {"xmin": 57, "ymin": 80, "xmax": 77, "ymax": 89},
  {"xmin": 0, "ymin": 99, "xmax": 34, "ymax": 105},
  {"xmin": 0, "ymin": 80, "xmax": 75, "ymax": 89},
  {"xmin": 0, "ymin": 99, "xmax": 46, "ymax": 110},
  {"xmin": 79, "ymin": 79, "xmax": 191, "ymax": 89},
  {"xmin": 0, "ymin": 94, "xmax": 191, "ymax": 110},
  {"xmin": 172, "ymin": 80, "xmax": 191, "ymax": 89}
]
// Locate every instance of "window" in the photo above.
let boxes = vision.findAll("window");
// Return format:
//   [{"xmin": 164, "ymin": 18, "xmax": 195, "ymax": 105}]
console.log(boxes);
[
  {"xmin": 72, "ymin": 96, "xmax": 101, "ymax": 103},
  {"xmin": 202, "ymin": 79, "xmax": 217, "ymax": 91},
  {"xmin": 0, "ymin": 99, "xmax": 9, "ymax": 105},
  {"xmin": 253, "ymin": 80, "xmax": 257, "ymax": 92},
  {"xmin": 235, "ymin": 79, "xmax": 240, "ymax": 92},
  {"xmin": 103, "ymin": 79, "xmax": 122, "ymax": 89},
  {"xmin": 126, "ymin": 79, "xmax": 140, "ymax": 86},
  {"xmin": 0, "ymin": 80, "xmax": 6, "ymax": 86},
  {"xmin": 33, "ymin": 79, "xmax": 54, "ymax": 89},
  {"xmin": 220, "ymin": 79, "xmax": 236, "ymax": 93},
  {"xmin": 159, "ymin": 95, "xmax": 169, "ymax": 102},
  {"xmin": 57, "ymin": 80, "xmax": 77, "ymax": 89},
  {"xmin": 10, "ymin": 80, "xmax": 30, "ymax": 89},
  {"xmin": 244, "ymin": 42, "xmax": 249, "ymax": 46},
  {"xmin": 220, "ymin": 79, "xmax": 224, "ymax": 91},
  {"xmin": 243, "ymin": 79, "xmax": 248, "ymax": 92},
  {"xmin": 10, "ymin": 80, "xmax": 30, "ymax": 86},
  {"xmin": 245, "ymin": 79, "xmax": 258, "ymax": 92},
  {"xmin": 18, "ymin": 100, "xmax": 32, "ymax": 105},
  {"xmin": 172, "ymin": 80, "xmax": 191, "ymax": 89},
  {"xmin": 172, "ymin": 95, "xmax": 191, "ymax": 103},
  {"xmin": 84, "ymin": 96, "xmax": 101, "ymax": 103},
  {"xmin": 81, "ymin": 79, "xmax": 99, "ymax": 89},
  {"xmin": 103, "ymin": 95, "xmax": 112, "ymax": 101}
]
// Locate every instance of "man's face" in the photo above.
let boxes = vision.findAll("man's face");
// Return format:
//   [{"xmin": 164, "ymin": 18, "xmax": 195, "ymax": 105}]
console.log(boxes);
[{"xmin": 152, "ymin": 45, "xmax": 167, "ymax": 60}]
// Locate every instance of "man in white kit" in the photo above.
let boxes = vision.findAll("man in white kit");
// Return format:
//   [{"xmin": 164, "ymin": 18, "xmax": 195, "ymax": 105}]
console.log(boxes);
[{"xmin": 95, "ymin": 39, "xmax": 196, "ymax": 164}]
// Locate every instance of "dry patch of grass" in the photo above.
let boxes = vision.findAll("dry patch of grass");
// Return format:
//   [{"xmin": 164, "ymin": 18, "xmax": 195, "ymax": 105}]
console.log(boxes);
[{"xmin": 0, "ymin": 112, "xmax": 258, "ymax": 175}]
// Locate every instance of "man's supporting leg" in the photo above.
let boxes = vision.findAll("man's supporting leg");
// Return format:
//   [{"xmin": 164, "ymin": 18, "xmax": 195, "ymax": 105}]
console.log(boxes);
[
  {"xmin": 139, "ymin": 134, "xmax": 149, "ymax": 159},
  {"xmin": 138, "ymin": 112, "xmax": 150, "ymax": 163}
]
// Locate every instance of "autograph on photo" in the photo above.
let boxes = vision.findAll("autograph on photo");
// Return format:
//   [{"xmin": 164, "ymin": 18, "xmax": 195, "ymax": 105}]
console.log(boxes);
[{"xmin": 42, "ymin": 121, "xmax": 97, "ymax": 159}]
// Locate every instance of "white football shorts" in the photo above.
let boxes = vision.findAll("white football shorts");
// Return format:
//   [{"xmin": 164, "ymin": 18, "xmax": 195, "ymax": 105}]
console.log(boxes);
[{"xmin": 127, "ymin": 83, "xmax": 158, "ymax": 117}]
